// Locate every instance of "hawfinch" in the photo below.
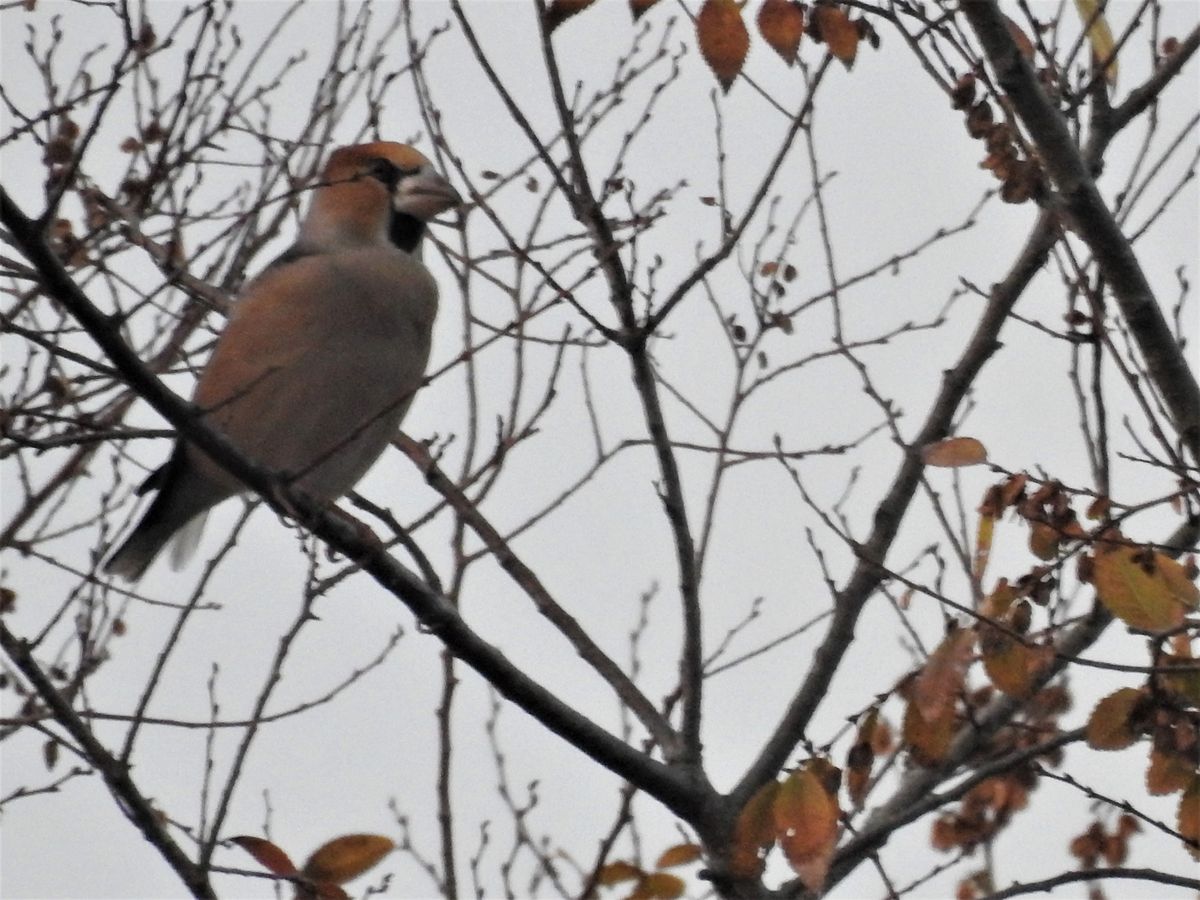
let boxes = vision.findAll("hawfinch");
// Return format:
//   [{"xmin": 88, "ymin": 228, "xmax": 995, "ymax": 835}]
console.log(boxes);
[{"xmin": 104, "ymin": 142, "xmax": 461, "ymax": 580}]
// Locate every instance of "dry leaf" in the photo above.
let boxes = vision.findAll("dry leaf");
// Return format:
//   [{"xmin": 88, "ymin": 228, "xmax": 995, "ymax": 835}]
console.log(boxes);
[
  {"xmin": 974, "ymin": 512, "xmax": 994, "ymax": 581},
  {"xmin": 922, "ymin": 436, "xmax": 988, "ymax": 468},
  {"xmin": 810, "ymin": 5, "xmax": 858, "ymax": 68},
  {"xmin": 911, "ymin": 627, "xmax": 975, "ymax": 723},
  {"xmin": 1074, "ymin": 0, "xmax": 1118, "ymax": 85},
  {"xmin": 629, "ymin": 0, "xmax": 660, "ymax": 20},
  {"xmin": 757, "ymin": 0, "xmax": 804, "ymax": 65},
  {"xmin": 302, "ymin": 834, "xmax": 394, "ymax": 885},
  {"xmin": 1093, "ymin": 547, "xmax": 1193, "ymax": 631},
  {"xmin": 1003, "ymin": 14, "xmax": 1036, "ymax": 61},
  {"xmin": 774, "ymin": 764, "xmax": 840, "ymax": 892},
  {"xmin": 629, "ymin": 872, "xmax": 686, "ymax": 899},
  {"xmin": 1085, "ymin": 688, "xmax": 1143, "ymax": 751},
  {"xmin": 1147, "ymin": 746, "xmax": 1194, "ymax": 796},
  {"xmin": 697, "ymin": 0, "xmax": 750, "ymax": 92},
  {"xmin": 654, "ymin": 843, "xmax": 702, "ymax": 869},
  {"xmin": 596, "ymin": 860, "xmax": 644, "ymax": 885},
  {"xmin": 729, "ymin": 780, "xmax": 780, "ymax": 877},
  {"xmin": 231, "ymin": 835, "xmax": 298, "ymax": 877},
  {"xmin": 544, "ymin": 0, "xmax": 595, "ymax": 32}
]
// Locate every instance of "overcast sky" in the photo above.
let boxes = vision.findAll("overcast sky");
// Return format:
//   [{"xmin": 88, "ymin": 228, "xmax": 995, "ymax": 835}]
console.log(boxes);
[{"xmin": 2, "ymin": 1, "xmax": 1198, "ymax": 898}]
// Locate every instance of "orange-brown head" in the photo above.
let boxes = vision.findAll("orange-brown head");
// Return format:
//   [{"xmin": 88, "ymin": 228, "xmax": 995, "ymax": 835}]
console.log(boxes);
[{"xmin": 300, "ymin": 142, "xmax": 461, "ymax": 252}]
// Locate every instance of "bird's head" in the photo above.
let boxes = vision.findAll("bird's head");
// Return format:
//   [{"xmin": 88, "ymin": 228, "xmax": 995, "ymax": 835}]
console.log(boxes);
[{"xmin": 301, "ymin": 142, "xmax": 463, "ymax": 253}]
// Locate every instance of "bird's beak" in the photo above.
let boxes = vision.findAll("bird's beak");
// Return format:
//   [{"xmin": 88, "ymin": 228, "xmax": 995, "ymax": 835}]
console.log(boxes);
[{"xmin": 394, "ymin": 170, "xmax": 463, "ymax": 221}]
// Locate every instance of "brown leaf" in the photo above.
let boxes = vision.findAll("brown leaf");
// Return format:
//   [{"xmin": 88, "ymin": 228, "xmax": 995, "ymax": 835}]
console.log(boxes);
[
  {"xmin": 922, "ymin": 436, "xmax": 988, "ymax": 468},
  {"xmin": 1003, "ymin": 14, "xmax": 1036, "ymax": 61},
  {"xmin": 629, "ymin": 872, "xmax": 685, "ymax": 900},
  {"xmin": 231, "ymin": 835, "xmax": 298, "ymax": 877},
  {"xmin": 697, "ymin": 0, "xmax": 750, "ymax": 92},
  {"xmin": 544, "ymin": 0, "xmax": 595, "ymax": 32},
  {"xmin": 1093, "ymin": 547, "xmax": 1192, "ymax": 631},
  {"xmin": 1028, "ymin": 521, "xmax": 1061, "ymax": 561},
  {"xmin": 979, "ymin": 626, "xmax": 1050, "ymax": 697},
  {"xmin": 729, "ymin": 780, "xmax": 780, "ymax": 877},
  {"xmin": 774, "ymin": 764, "xmax": 840, "ymax": 892},
  {"xmin": 757, "ymin": 0, "xmax": 804, "ymax": 65},
  {"xmin": 596, "ymin": 860, "xmax": 643, "ymax": 885},
  {"xmin": 629, "ymin": 0, "xmax": 660, "ymax": 20},
  {"xmin": 302, "ymin": 834, "xmax": 394, "ymax": 885},
  {"xmin": 810, "ymin": 4, "xmax": 858, "ymax": 68},
  {"xmin": 654, "ymin": 843, "xmax": 702, "ymax": 869},
  {"xmin": 1147, "ymin": 745, "xmax": 1194, "ymax": 796},
  {"xmin": 1085, "ymin": 688, "xmax": 1143, "ymax": 751},
  {"xmin": 903, "ymin": 694, "xmax": 957, "ymax": 766},
  {"xmin": 912, "ymin": 627, "xmax": 975, "ymax": 723}
]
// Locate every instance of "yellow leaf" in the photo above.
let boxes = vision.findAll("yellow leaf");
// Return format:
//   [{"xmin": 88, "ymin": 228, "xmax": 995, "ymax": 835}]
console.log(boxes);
[
  {"xmin": 921, "ymin": 436, "xmax": 988, "ymax": 468},
  {"xmin": 757, "ymin": 0, "xmax": 804, "ymax": 65},
  {"xmin": 1074, "ymin": 0, "xmax": 1118, "ymax": 85},
  {"xmin": 1094, "ymin": 547, "xmax": 1191, "ymax": 631},
  {"xmin": 596, "ymin": 860, "xmax": 643, "ymax": 885},
  {"xmin": 230, "ymin": 835, "xmax": 298, "ymax": 877},
  {"xmin": 628, "ymin": 872, "xmax": 685, "ymax": 900},
  {"xmin": 302, "ymin": 834, "xmax": 394, "ymax": 886},
  {"xmin": 654, "ymin": 843, "xmax": 702, "ymax": 869},
  {"xmin": 729, "ymin": 780, "xmax": 780, "ymax": 877},
  {"xmin": 697, "ymin": 0, "xmax": 749, "ymax": 93},
  {"xmin": 974, "ymin": 512, "xmax": 994, "ymax": 581},
  {"xmin": 1085, "ymin": 688, "xmax": 1143, "ymax": 751}
]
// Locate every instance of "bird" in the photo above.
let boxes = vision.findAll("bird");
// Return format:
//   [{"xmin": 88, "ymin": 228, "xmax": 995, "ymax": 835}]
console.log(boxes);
[{"xmin": 104, "ymin": 141, "xmax": 462, "ymax": 581}]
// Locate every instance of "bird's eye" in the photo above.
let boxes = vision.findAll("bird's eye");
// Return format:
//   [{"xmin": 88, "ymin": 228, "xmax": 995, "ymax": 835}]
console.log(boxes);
[{"xmin": 368, "ymin": 158, "xmax": 419, "ymax": 189}]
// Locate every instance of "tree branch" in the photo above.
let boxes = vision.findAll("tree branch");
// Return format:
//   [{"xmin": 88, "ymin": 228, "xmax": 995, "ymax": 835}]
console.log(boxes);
[{"xmin": 963, "ymin": 1, "xmax": 1200, "ymax": 462}]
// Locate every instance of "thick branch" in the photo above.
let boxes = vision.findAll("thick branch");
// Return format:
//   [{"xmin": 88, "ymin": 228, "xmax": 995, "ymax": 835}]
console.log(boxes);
[
  {"xmin": 963, "ymin": 2, "xmax": 1200, "ymax": 462},
  {"xmin": 0, "ymin": 188, "xmax": 706, "ymax": 823},
  {"xmin": 731, "ymin": 212, "xmax": 1062, "ymax": 811}
]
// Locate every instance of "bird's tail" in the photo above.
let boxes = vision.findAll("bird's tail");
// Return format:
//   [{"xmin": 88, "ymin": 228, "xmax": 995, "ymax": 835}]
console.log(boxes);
[{"xmin": 103, "ymin": 464, "xmax": 215, "ymax": 581}]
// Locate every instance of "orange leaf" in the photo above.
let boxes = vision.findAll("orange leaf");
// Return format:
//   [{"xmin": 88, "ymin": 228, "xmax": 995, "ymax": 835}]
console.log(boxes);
[
  {"xmin": 654, "ymin": 843, "xmax": 702, "ymax": 869},
  {"xmin": 911, "ymin": 627, "xmax": 975, "ymax": 723},
  {"xmin": 1179, "ymin": 777, "xmax": 1200, "ymax": 859},
  {"xmin": 697, "ymin": 0, "xmax": 749, "ymax": 92},
  {"xmin": 1085, "ymin": 688, "xmax": 1143, "ymax": 751},
  {"xmin": 810, "ymin": 5, "xmax": 858, "ymax": 68},
  {"xmin": 629, "ymin": 872, "xmax": 685, "ymax": 900},
  {"xmin": 596, "ymin": 860, "xmax": 644, "ymax": 885},
  {"xmin": 922, "ymin": 436, "xmax": 988, "ymax": 468},
  {"xmin": 629, "ymin": 0, "xmax": 660, "ymax": 20},
  {"xmin": 757, "ymin": 0, "xmax": 804, "ymax": 65},
  {"xmin": 1094, "ymin": 547, "xmax": 1192, "ymax": 631},
  {"xmin": 231, "ymin": 835, "xmax": 298, "ymax": 877},
  {"xmin": 302, "ymin": 834, "xmax": 394, "ymax": 886},
  {"xmin": 773, "ymin": 764, "xmax": 840, "ymax": 892},
  {"xmin": 544, "ymin": 0, "xmax": 595, "ymax": 32},
  {"xmin": 729, "ymin": 780, "xmax": 780, "ymax": 877}
]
